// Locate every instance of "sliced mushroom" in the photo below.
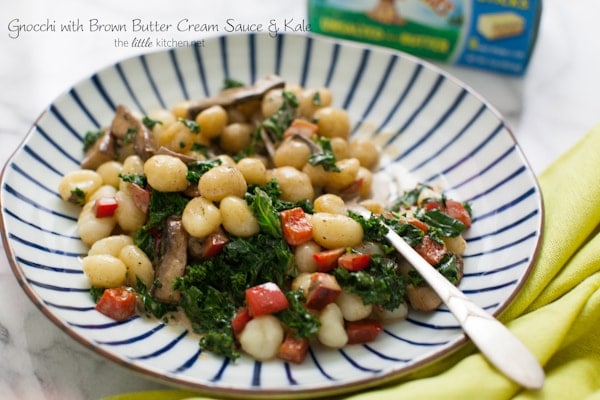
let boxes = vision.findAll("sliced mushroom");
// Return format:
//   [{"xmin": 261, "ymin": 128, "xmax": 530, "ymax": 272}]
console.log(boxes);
[
  {"xmin": 111, "ymin": 104, "xmax": 156, "ymax": 161},
  {"xmin": 81, "ymin": 130, "xmax": 116, "ymax": 170},
  {"xmin": 186, "ymin": 75, "xmax": 285, "ymax": 119},
  {"xmin": 152, "ymin": 217, "xmax": 188, "ymax": 303},
  {"xmin": 155, "ymin": 145, "xmax": 202, "ymax": 164}
]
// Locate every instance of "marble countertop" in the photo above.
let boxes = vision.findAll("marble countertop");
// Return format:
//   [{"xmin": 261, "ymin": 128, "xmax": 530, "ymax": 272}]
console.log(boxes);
[{"xmin": 1, "ymin": 0, "xmax": 599, "ymax": 399}]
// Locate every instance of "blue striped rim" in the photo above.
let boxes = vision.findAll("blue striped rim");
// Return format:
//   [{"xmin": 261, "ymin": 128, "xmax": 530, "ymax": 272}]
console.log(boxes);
[
  {"xmin": 390, "ymin": 77, "xmax": 448, "ymax": 160},
  {"xmin": 450, "ymin": 146, "xmax": 516, "ymax": 192},
  {"xmin": 17, "ymin": 256, "xmax": 82, "ymax": 274},
  {"xmin": 129, "ymin": 329, "xmax": 189, "ymax": 360},
  {"xmin": 300, "ymin": 35, "xmax": 313, "ymax": 88},
  {"xmin": 463, "ymin": 258, "xmax": 529, "ymax": 277},
  {"xmin": 248, "ymin": 33, "xmax": 257, "ymax": 83},
  {"xmin": 91, "ymin": 73, "xmax": 116, "ymax": 111},
  {"xmin": 363, "ymin": 344, "xmax": 411, "ymax": 362},
  {"xmin": 27, "ymin": 278, "xmax": 89, "ymax": 293},
  {"xmin": 251, "ymin": 361, "xmax": 261, "ymax": 386},
  {"xmin": 399, "ymin": 89, "xmax": 468, "ymax": 162},
  {"xmin": 383, "ymin": 329, "xmax": 450, "ymax": 346},
  {"xmin": 140, "ymin": 54, "xmax": 166, "ymax": 108},
  {"xmin": 10, "ymin": 233, "xmax": 84, "ymax": 257},
  {"xmin": 462, "ymin": 279, "xmax": 520, "ymax": 294},
  {"xmin": 465, "ymin": 231, "xmax": 538, "ymax": 258},
  {"xmin": 4, "ymin": 184, "xmax": 76, "ymax": 221},
  {"xmin": 283, "ymin": 362, "xmax": 299, "ymax": 385},
  {"xmin": 351, "ymin": 54, "xmax": 398, "ymax": 135},
  {"xmin": 219, "ymin": 35, "xmax": 230, "ymax": 80},
  {"xmin": 69, "ymin": 88, "xmax": 101, "ymax": 128},
  {"xmin": 192, "ymin": 45, "xmax": 210, "ymax": 97},
  {"xmin": 324, "ymin": 42, "xmax": 340, "ymax": 87},
  {"xmin": 172, "ymin": 348, "xmax": 203, "ymax": 373},
  {"xmin": 308, "ymin": 347, "xmax": 337, "ymax": 381},
  {"xmin": 406, "ymin": 318, "xmax": 462, "ymax": 330},
  {"xmin": 209, "ymin": 358, "xmax": 231, "ymax": 383},
  {"xmin": 115, "ymin": 63, "xmax": 146, "ymax": 113},
  {"xmin": 169, "ymin": 48, "xmax": 189, "ymax": 100},
  {"xmin": 274, "ymin": 34, "xmax": 284, "ymax": 76},
  {"xmin": 29, "ymin": 126, "xmax": 80, "ymax": 169},
  {"xmin": 45, "ymin": 301, "xmax": 94, "ymax": 311},
  {"xmin": 70, "ymin": 317, "xmax": 141, "ymax": 329},
  {"xmin": 377, "ymin": 63, "xmax": 422, "ymax": 134},
  {"xmin": 3, "ymin": 208, "xmax": 79, "ymax": 238},
  {"xmin": 10, "ymin": 163, "xmax": 61, "ymax": 199},
  {"xmin": 472, "ymin": 187, "xmax": 538, "ymax": 223},
  {"xmin": 467, "ymin": 211, "xmax": 538, "ymax": 243},
  {"xmin": 342, "ymin": 48, "xmax": 370, "ymax": 110},
  {"xmin": 339, "ymin": 349, "xmax": 382, "ymax": 373},
  {"xmin": 407, "ymin": 104, "xmax": 487, "ymax": 173},
  {"xmin": 96, "ymin": 324, "xmax": 167, "ymax": 346}
]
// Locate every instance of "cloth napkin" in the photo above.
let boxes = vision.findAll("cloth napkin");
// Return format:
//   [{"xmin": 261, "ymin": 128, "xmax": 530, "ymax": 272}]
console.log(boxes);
[{"xmin": 103, "ymin": 124, "xmax": 600, "ymax": 400}]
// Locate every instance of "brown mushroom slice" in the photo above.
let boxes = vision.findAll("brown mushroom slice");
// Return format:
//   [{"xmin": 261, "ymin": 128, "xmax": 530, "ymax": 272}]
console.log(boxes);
[
  {"xmin": 152, "ymin": 217, "xmax": 188, "ymax": 303},
  {"xmin": 111, "ymin": 104, "xmax": 156, "ymax": 161},
  {"xmin": 186, "ymin": 75, "xmax": 285, "ymax": 119},
  {"xmin": 155, "ymin": 146, "xmax": 202, "ymax": 164},
  {"xmin": 81, "ymin": 130, "xmax": 116, "ymax": 169}
]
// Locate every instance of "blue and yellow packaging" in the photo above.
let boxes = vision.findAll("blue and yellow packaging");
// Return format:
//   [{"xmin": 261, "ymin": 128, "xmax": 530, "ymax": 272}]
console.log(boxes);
[{"xmin": 307, "ymin": 0, "xmax": 542, "ymax": 75}]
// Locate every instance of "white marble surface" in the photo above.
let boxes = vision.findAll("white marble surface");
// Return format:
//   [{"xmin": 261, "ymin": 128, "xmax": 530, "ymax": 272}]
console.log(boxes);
[{"xmin": 1, "ymin": 1, "xmax": 599, "ymax": 399}]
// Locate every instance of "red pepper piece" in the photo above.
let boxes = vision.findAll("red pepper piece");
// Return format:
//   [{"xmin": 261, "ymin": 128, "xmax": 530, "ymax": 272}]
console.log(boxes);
[
  {"xmin": 94, "ymin": 197, "xmax": 118, "ymax": 218},
  {"xmin": 313, "ymin": 248, "xmax": 345, "ymax": 272},
  {"xmin": 95, "ymin": 287, "xmax": 137, "ymax": 321},
  {"xmin": 231, "ymin": 306, "xmax": 252, "ymax": 336},
  {"xmin": 245, "ymin": 282, "xmax": 289, "ymax": 317},
  {"xmin": 337, "ymin": 253, "xmax": 371, "ymax": 272},
  {"xmin": 280, "ymin": 207, "xmax": 313, "ymax": 246}
]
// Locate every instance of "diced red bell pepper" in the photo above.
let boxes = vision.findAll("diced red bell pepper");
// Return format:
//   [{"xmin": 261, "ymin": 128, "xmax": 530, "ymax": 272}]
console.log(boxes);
[
  {"xmin": 313, "ymin": 248, "xmax": 345, "ymax": 272},
  {"xmin": 201, "ymin": 231, "xmax": 229, "ymax": 258},
  {"xmin": 245, "ymin": 282, "xmax": 289, "ymax": 317},
  {"xmin": 414, "ymin": 235, "xmax": 446, "ymax": 266},
  {"xmin": 422, "ymin": 199, "xmax": 443, "ymax": 211},
  {"xmin": 95, "ymin": 287, "xmax": 137, "ymax": 321},
  {"xmin": 278, "ymin": 333, "xmax": 310, "ymax": 364},
  {"xmin": 231, "ymin": 306, "xmax": 252, "ymax": 336},
  {"xmin": 444, "ymin": 199, "xmax": 472, "ymax": 228},
  {"xmin": 94, "ymin": 197, "xmax": 119, "ymax": 218},
  {"xmin": 129, "ymin": 183, "xmax": 150, "ymax": 214},
  {"xmin": 305, "ymin": 272, "xmax": 342, "ymax": 310},
  {"xmin": 283, "ymin": 118, "xmax": 319, "ymax": 140},
  {"xmin": 346, "ymin": 319, "xmax": 383, "ymax": 344},
  {"xmin": 280, "ymin": 207, "xmax": 313, "ymax": 246},
  {"xmin": 337, "ymin": 253, "xmax": 371, "ymax": 272}
]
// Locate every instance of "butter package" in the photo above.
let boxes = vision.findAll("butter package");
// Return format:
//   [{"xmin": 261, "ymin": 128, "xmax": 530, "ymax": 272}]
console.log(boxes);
[{"xmin": 307, "ymin": 0, "xmax": 542, "ymax": 75}]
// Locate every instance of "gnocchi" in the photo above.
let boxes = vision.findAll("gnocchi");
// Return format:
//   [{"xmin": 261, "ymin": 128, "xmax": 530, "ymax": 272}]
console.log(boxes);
[{"xmin": 238, "ymin": 315, "xmax": 285, "ymax": 361}]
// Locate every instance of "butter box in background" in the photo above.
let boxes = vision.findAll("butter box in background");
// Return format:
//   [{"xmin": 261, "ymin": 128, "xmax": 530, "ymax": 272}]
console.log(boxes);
[{"xmin": 307, "ymin": 0, "xmax": 542, "ymax": 76}]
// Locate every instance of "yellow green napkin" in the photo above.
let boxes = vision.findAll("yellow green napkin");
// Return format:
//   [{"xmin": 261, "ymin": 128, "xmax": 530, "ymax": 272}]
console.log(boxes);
[{"xmin": 103, "ymin": 124, "xmax": 600, "ymax": 400}]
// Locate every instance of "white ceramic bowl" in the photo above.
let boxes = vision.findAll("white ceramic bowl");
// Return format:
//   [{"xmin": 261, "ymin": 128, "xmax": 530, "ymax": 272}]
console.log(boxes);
[{"xmin": 0, "ymin": 33, "xmax": 543, "ymax": 399}]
